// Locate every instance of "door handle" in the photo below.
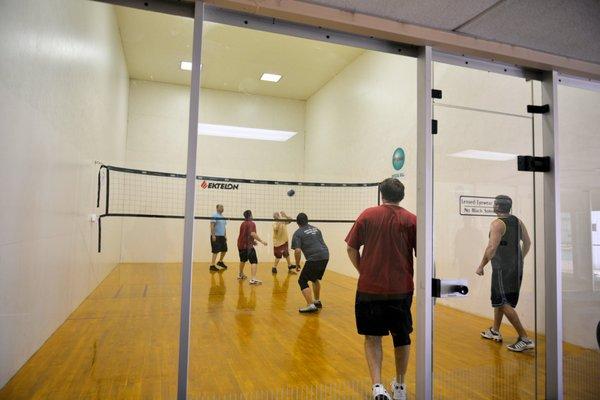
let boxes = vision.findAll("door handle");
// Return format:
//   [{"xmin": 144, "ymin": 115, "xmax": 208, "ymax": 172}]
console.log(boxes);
[{"xmin": 432, "ymin": 278, "xmax": 469, "ymax": 298}]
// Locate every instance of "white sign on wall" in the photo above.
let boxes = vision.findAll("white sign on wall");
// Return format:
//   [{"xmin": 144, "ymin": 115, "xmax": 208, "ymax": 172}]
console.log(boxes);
[{"xmin": 459, "ymin": 196, "xmax": 496, "ymax": 217}]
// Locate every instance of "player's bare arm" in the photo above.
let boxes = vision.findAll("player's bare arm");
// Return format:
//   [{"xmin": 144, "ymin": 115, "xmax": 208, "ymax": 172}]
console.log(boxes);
[
  {"xmin": 346, "ymin": 245, "xmax": 360, "ymax": 272},
  {"xmin": 476, "ymin": 219, "xmax": 505, "ymax": 276},
  {"xmin": 294, "ymin": 248, "xmax": 302, "ymax": 268},
  {"xmin": 520, "ymin": 220, "xmax": 531, "ymax": 257},
  {"xmin": 210, "ymin": 221, "xmax": 216, "ymax": 241},
  {"xmin": 250, "ymin": 231, "xmax": 267, "ymax": 246},
  {"xmin": 280, "ymin": 211, "xmax": 292, "ymax": 224}
]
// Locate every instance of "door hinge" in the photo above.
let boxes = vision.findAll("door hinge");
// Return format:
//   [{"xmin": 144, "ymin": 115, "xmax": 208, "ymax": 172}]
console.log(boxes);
[
  {"xmin": 432, "ymin": 89, "xmax": 442, "ymax": 99},
  {"xmin": 527, "ymin": 104, "xmax": 549, "ymax": 114},
  {"xmin": 432, "ymin": 119, "xmax": 438, "ymax": 134},
  {"xmin": 517, "ymin": 155, "xmax": 551, "ymax": 172}
]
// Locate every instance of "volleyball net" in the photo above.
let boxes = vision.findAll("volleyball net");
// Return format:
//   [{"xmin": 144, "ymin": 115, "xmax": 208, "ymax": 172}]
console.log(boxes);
[{"xmin": 96, "ymin": 164, "xmax": 380, "ymax": 252}]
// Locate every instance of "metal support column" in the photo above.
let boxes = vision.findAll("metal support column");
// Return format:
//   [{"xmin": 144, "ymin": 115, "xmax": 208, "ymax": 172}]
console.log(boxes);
[
  {"xmin": 542, "ymin": 70, "xmax": 563, "ymax": 400},
  {"xmin": 416, "ymin": 45, "xmax": 433, "ymax": 400},
  {"xmin": 177, "ymin": 2, "xmax": 204, "ymax": 399}
]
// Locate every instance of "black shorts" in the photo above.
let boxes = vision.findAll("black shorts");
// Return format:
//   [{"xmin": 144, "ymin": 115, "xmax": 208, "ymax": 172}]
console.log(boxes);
[
  {"xmin": 238, "ymin": 248, "xmax": 258, "ymax": 264},
  {"xmin": 211, "ymin": 236, "xmax": 227, "ymax": 253},
  {"xmin": 298, "ymin": 259, "xmax": 328, "ymax": 289},
  {"xmin": 355, "ymin": 292, "xmax": 413, "ymax": 347},
  {"xmin": 491, "ymin": 268, "xmax": 522, "ymax": 308}
]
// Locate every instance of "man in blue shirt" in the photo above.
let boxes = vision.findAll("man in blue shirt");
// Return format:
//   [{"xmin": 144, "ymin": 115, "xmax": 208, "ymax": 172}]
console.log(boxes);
[{"xmin": 210, "ymin": 204, "xmax": 228, "ymax": 272}]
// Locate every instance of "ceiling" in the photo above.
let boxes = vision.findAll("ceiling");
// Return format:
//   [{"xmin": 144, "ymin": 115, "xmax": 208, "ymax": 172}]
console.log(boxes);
[
  {"xmin": 115, "ymin": 0, "xmax": 600, "ymax": 98},
  {"xmin": 115, "ymin": 6, "xmax": 364, "ymax": 100},
  {"xmin": 303, "ymin": 0, "xmax": 600, "ymax": 65}
]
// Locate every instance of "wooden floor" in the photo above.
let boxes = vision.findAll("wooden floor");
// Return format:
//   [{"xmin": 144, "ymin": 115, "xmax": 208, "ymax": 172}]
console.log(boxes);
[{"xmin": 0, "ymin": 262, "xmax": 598, "ymax": 399}]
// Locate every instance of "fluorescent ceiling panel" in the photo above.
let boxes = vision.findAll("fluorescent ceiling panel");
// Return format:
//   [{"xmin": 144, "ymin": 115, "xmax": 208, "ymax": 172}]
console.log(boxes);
[
  {"xmin": 198, "ymin": 123, "xmax": 296, "ymax": 142},
  {"xmin": 180, "ymin": 61, "xmax": 192, "ymax": 71},
  {"xmin": 260, "ymin": 73, "xmax": 282, "ymax": 82},
  {"xmin": 449, "ymin": 150, "xmax": 517, "ymax": 161}
]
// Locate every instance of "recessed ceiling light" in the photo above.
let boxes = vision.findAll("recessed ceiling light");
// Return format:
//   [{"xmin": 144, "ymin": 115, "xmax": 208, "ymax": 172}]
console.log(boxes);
[
  {"xmin": 449, "ymin": 150, "xmax": 517, "ymax": 161},
  {"xmin": 180, "ymin": 61, "xmax": 192, "ymax": 71},
  {"xmin": 260, "ymin": 73, "xmax": 282, "ymax": 83},
  {"xmin": 198, "ymin": 123, "xmax": 296, "ymax": 141}
]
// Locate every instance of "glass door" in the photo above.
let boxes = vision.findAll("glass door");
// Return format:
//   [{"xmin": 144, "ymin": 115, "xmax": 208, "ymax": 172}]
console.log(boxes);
[{"xmin": 432, "ymin": 62, "xmax": 540, "ymax": 399}]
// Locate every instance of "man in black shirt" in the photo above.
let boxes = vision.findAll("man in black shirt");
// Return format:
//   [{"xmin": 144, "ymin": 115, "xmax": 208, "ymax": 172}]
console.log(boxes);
[{"xmin": 476, "ymin": 195, "xmax": 534, "ymax": 352}]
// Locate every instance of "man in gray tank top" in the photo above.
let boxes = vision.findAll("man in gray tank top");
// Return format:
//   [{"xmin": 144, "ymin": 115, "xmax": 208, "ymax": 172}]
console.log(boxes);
[{"xmin": 475, "ymin": 195, "xmax": 534, "ymax": 352}]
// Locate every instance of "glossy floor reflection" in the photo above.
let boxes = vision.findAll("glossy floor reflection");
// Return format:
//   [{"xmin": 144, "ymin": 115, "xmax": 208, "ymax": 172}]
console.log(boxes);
[{"xmin": 0, "ymin": 263, "xmax": 598, "ymax": 399}]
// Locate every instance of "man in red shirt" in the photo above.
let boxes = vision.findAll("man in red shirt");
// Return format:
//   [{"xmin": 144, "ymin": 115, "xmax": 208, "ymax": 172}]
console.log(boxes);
[
  {"xmin": 346, "ymin": 178, "xmax": 416, "ymax": 400},
  {"xmin": 237, "ymin": 210, "xmax": 267, "ymax": 285}
]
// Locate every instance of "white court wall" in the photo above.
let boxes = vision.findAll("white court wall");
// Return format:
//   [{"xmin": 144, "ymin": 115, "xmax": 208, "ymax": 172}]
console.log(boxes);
[
  {"xmin": 120, "ymin": 80, "xmax": 306, "ymax": 262},
  {"xmin": 0, "ymin": 0, "xmax": 128, "ymax": 388},
  {"xmin": 304, "ymin": 51, "xmax": 418, "ymax": 278}
]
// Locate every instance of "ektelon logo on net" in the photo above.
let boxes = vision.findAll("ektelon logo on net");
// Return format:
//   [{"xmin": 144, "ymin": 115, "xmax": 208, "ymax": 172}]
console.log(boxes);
[{"xmin": 200, "ymin": 180, "xmax": 239, "ymax": 190}]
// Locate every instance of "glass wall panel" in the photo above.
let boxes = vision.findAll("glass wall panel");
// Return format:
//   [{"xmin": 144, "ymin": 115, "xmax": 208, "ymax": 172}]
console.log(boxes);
[
  {"xmin": 558, "ymin": 83, "xmax": 600, "ymax": 399},
  {"xmin": 188, "ymin": 19, "xmax": 418, "ymax": 399},
  {"xmin": 0, "ymin": 4, "xmax": 192, "ymax": 398},
  {"xmin": 432, "ymin": 63, "xmax": 541, "ymax": 399}
]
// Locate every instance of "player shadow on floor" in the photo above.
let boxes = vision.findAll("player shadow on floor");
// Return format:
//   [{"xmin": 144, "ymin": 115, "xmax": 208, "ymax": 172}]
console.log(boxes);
[
  {"xmin": 289, "ymin": 315, "xmax": 340, "ymax": 386},
  {"xmin": 236, "ymin": 280, "xmax": 257, "ymax": 311},
  {"xmin": 234, "ymin": 282, "xmax": 258, "ymax": 347},
  {"xmin": 271, "ymin": 271, "xmax": 293, "ymax": 310},
  {"xmin": 490, "ymin": 339, "xmax": 529, "ymax": 400},
  {"xmin": 207, "ymin": 271, "xmax": 226, "ymax": 311}
]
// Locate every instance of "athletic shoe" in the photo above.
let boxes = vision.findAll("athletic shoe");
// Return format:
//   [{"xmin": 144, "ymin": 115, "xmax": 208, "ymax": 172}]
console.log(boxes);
[
  {"xmin": 481, "ymin": 327, "xmax": 503, "ymax": 342},
  {"xmin": 507, "ymin": 337, "xmax": 535, "ymax": 352},
  {"xmin": 313, "ymin": 300, "xmax": 322, "ymax": 309},
  {"xmin": 248, "ymin": 278, "xmax": 262, "ymax": 285},
  {"xmin": 390, "ymin": 379, "xmax": 407, "ymax": 400},
  {"xmin": 237, "ymin": 273, "xmax": 247, "ymax": 280},
  {"xmin": 288, "ymin": 265, "xmax": 297, "ymax": 274},
  {"xmin": 209, "ymin": 265, "xmax": 219, "ymax": 272},
  {"xmin": 299, "ymin": 304, "xmax": 318, "ymax": 313},
  {"xmin": 217, "ymin": 261, "xmax": 228, "ymax": 270},
  {"xmin": 271, "ymin": 267, "xmax": 277, "ymax": 274},
  {"xmin": 372, "ymin": 384, "xmax": 391, "ymax": 400}
]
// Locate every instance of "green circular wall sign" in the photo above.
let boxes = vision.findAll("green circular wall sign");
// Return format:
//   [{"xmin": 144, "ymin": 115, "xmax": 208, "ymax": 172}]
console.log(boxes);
[{"xmin": 392, "ymin": 147, "xmax": 405, "ymax": 171}]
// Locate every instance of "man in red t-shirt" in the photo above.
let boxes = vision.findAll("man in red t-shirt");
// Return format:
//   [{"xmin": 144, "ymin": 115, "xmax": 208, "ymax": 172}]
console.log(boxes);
[
  {"xmin": 237, "ymin": 210, "xmax": 267, "ymax": 285},
  {"xmin": 345, "ymin": 178, "xmax": 416, "ymax": 400}
]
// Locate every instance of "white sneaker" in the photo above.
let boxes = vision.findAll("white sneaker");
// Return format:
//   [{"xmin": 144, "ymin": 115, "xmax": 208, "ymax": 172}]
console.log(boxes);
[
  {"xmin": 507, "ymin": 337, "xmax": 535, "ymax": 352},
  {"xmin": 481, "ymin": 327, "xmax": 503, "ymax": 342},
  {"xmin": 237, "ymin": 273, "xmax": 247, "ymax": 280},
  {"xmin": 248, "ymin": 278, "xmax": 262, "ymax": 285},
  {"xmin": 390, "ymin": 379, "xmax": 407, "ymax": 400},
  {"xmin": 298, "ymin": 303, "xmax": 318, "ymax": 313},
  {"xmin": 372, "ymin": 383, "xmax": 391, "ymax": 400}
]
